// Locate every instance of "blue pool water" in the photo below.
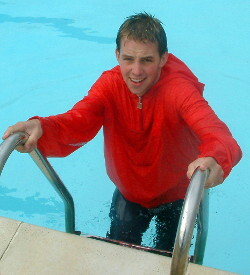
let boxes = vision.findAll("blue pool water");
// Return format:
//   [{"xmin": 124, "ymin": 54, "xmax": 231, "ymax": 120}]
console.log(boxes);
[{"xmin": 0, "ymin": 1, "xmax": 249, "ymax": 274}]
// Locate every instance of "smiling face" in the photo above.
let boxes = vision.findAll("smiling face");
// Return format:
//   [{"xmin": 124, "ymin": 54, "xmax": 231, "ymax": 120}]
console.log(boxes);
[{"xmin": 116, "ymin": 38, "xmax": 168, "ymax": 97}]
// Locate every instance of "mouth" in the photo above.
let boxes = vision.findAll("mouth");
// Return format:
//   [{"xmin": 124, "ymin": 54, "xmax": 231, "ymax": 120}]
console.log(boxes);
[{"xmin": 129, "ymin": 78, "xmax": 145, "ymax": 85}]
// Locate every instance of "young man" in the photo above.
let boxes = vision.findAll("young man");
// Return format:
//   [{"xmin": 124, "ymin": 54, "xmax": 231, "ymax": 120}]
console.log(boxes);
[{"xmin": 3, "ymin": 13, "xmax": 242, "ymax": 251}]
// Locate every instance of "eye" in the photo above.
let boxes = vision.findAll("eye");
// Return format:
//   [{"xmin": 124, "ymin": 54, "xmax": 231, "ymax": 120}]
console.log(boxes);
[
  {"xmin": 142, "ymin": 58, "xmax": 153, "ymax": 63},
  {"xmin": 123, "ymin": 57, "xmax": 133, "ymax": 62}
]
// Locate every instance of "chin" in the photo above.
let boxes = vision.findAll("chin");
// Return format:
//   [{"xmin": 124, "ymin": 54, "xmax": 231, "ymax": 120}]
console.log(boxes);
[{"xmin": 130, "ymin": 90, "xmax": 144, "ymax": 96}]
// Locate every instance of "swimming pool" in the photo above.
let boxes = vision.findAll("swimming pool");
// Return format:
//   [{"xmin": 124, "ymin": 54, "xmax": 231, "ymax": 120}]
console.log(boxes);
[{"xmin": 0, "ymin": 1, "xmax": 249, "ymax": 274}]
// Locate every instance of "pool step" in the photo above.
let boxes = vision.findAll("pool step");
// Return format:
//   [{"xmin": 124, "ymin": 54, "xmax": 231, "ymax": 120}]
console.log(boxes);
[{"xmin": 0, "ymin": 216, "xmax": 238, "ymax": 275}]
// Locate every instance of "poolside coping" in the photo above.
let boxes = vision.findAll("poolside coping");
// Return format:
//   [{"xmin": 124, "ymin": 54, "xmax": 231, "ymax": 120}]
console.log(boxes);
[{"xmin": 0, "ymin": 216, "xmax": 238, "ymax": 275}]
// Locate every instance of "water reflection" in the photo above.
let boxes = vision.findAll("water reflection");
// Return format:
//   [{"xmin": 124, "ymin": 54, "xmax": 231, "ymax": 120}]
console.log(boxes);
[
  {"xmin": 0, "ymin": 13, "xmax": 114, "ymax": 44},
  {"xmin": 0, "ymin": 185, "xmax": 62, "ymax": 216}
]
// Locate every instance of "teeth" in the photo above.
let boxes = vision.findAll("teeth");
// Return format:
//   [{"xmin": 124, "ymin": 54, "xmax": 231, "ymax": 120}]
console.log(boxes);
[{"xmin": 131, "ymin": 78, "xmax": 143, "ymax": 83}]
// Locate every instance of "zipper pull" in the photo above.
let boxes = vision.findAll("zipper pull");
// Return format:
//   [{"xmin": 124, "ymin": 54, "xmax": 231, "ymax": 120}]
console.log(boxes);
[{"xmin": 137, "ymin": 96, "xmax": 143, "ymax": 109}]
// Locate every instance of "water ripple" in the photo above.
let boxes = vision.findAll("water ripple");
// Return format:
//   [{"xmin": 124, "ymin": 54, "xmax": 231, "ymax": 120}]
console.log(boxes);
[
  {"xmin": 0, "ymin": 13, "xmax": 114, "ymax": 44},
  {"xmin": 0, "ymin": 186, "xmax": 62, "ymax": 216}
]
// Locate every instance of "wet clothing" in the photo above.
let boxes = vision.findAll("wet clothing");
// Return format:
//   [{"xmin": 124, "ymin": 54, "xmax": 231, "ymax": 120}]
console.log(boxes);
[
  {"xmin": 34, "ymin": 53, "xmax": 242, "ymax": 208},
  {"xmin": 107, "ymin": 189, "xmax": 183, "ymax": 251}
]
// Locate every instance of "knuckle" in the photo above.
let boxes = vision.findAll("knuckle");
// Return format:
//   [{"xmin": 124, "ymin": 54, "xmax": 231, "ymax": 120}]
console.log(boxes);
[{"xmin": 6, "ymin": 125, "xmax": 14, "ymax": 133}]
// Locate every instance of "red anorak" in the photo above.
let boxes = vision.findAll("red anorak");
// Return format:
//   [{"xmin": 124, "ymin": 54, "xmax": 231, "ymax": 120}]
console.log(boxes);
[{"xmin": 34, "ymin": 54, "xmax": 242, "ymax": 208}]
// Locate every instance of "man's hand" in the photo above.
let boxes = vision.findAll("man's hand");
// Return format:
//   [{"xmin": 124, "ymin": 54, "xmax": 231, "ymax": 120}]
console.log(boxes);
[
  {"xmin": 187, "ymin": 157, "xmax": 224, "ymax": 188},
  {"xmin": 2, "ymin": 119, "xmax": 43, "ymax": 153}
]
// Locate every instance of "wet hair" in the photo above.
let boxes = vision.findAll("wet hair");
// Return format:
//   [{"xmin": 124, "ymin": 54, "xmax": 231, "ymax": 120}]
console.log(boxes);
[{"xmin": 116, "ymin": 12, "xmax": 168, "ymax": 56}]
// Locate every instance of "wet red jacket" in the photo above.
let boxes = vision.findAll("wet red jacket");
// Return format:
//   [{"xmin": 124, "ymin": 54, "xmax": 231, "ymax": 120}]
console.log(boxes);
[{"xmin": 34, "ymin": 54, "xmax": 242, "ymax": 208}]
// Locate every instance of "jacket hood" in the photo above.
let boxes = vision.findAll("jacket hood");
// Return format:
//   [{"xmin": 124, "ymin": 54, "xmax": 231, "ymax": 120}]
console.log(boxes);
[{"xmin": 160, "ymin": 53, "xmax": 205, "ymax": 95}]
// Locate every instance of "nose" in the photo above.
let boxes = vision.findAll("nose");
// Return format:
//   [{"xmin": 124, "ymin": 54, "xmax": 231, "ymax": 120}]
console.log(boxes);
[{"xmin": 131, "ymin": 61, "xmax": 143, "ymax": 76}]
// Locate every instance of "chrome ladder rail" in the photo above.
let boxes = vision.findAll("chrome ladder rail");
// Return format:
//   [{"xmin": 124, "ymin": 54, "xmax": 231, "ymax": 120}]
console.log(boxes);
[
  {"xmin": 0, "ymin": 132, "xmax": 77, "ymax": 234},
  {"xmin": 170, "ymin": 168, "xmax": 209, "ymax": 274}
]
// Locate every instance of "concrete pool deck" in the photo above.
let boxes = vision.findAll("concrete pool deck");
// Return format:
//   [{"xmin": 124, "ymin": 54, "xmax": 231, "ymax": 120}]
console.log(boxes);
[{"xmin": 0, "ymin": 216, "xmax": 238, "ymax": 275}]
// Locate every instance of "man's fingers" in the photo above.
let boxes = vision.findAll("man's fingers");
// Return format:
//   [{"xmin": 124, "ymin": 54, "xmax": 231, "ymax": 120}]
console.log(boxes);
[
  {"xmin": 2, "ymin": 122, "xmax": 27, "ymax": 140},
  {"xmin": 3, "ymin": 126, "xmax": 19, "ymax": 139},
  {"xmin": 204, "ymin": 165, "xmax": 224, "ymax": 188},
  {"xmin": 187, "ymin": 162, "xmax": 200, "ymax": 179},
  {"xmin": 187, "ymin": 157, "xmax": 224, "ymax": 189},
  {"xmin": 24, "ymin": 134, "xmax": 39, "ymax": 152},
  {"xmin": 2, "ymin": 131, "xmax": 10, "ymax": 140},
  {"xmin": 2, "ymin": 119, "xmax": 42, "ymax": 153}
]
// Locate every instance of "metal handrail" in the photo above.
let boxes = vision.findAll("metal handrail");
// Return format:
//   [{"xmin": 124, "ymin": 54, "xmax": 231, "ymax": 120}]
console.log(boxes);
[
  {"xmin": 170, "ymin": 168, "xmax": 209, "ymax": 275},
  {"xmin": 193, "ymin": 188, "xmax": 209, "ymax": 264},
  {"xmin": 0, "ymin": 132, "xmax": 77, "ymax": 234}
]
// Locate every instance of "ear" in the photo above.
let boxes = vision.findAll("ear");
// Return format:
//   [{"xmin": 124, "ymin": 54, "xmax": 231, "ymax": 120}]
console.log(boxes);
[
  {"xmin": 160, "ymin": 52, "xmax": 168, "ymax": 68},
  {"xmin": 115, "ymin": 49, "xmax": 120, "ymax": 61}
]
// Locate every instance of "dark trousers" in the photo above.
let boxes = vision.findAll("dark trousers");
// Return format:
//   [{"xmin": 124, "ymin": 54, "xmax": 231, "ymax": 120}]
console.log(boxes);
[{"xmin": 106, "ymin": 189, "xmax": 183, "ymax": 252}]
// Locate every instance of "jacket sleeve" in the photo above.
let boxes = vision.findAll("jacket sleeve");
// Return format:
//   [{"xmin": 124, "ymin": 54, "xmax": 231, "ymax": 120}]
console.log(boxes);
[
  {"xmin": 174, "ymin": 80, "xmax": 242, "ymax": 178},
  {"xmin": 31, "ymin": 80, "xmax": 106, "ymax": 157}
]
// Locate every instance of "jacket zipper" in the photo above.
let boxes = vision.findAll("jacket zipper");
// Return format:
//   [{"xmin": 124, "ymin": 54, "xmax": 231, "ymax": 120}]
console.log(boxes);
[
  {"xmin": 137, "ymin": 96, "xmax": 143, "ymax": 109},
  {"xmin": 137, "ymin": 96, "xmax": 143, "ymax": 130}
]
